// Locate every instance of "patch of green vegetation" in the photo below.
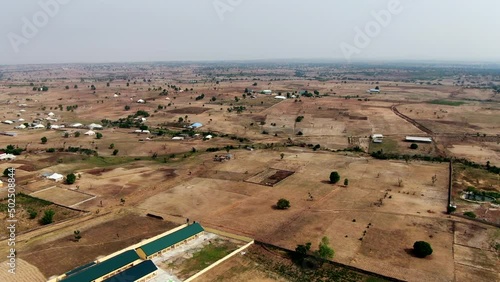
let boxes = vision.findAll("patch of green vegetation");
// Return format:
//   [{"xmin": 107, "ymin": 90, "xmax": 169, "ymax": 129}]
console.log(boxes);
[
  {"xmin": 180, "ymin": 243, "xmax": 233, "ymax": 276},
  {"xmin": 428, "ymin": 100, "xmax": 466, "ymax": 106},
  {"xmin": 83, "ymin": 156, "xmax": 136, "ymax": 167},
  {"xmin": 368, "ymin": 138, "xmax": 399, "ymax": 154},
  {"xmin": 0, "ymin": 193, "xmax": 52, "ymax": 213}
]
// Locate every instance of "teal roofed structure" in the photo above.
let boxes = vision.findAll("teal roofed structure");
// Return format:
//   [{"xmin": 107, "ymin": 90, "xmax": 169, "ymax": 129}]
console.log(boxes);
[
  {"xmin": 103, "ymin": 260, "xmax": 158, "ymax": 282},
  {"xmin": 61, "ymin": 250, "xmax": 140, "ymax": 282},
  {"xmin": 138, "ymin": 223, "xmax": 204, "ymax": 258}
]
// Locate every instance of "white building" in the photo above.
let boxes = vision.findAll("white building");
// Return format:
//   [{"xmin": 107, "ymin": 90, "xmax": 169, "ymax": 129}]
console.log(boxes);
[
  {"xmin": 33, "ymin": 124, "xmax": 45, "ymax": 129},
  {"xmin": 47, "ymin": 173, "xmax": 64, "ymax": 182},
  {"xmin": 88, "ymin": 123, "xmax": 103, "ymax": 130},
  {"xmin": 367, "ymin": 88, "xmax": 380, "ymax": 93},
  {"xmin": 0, "ymin": 153, "xmax": 16, "ymax": 161},
  {"xmin": 84, "ymin": 130, "xmax": 96, "ymax": 136},
  {"xmin": 371, "ymin": 134, "xmax": 384, "ymax": 139},
  {"xmin": 14, "ymin": 124, "xmax": 26, "ymax": 129},
  {"xmin": 172, "ymin": 136, "xmax": 184, "ymax": 140},
  {"xmin": 261, "ymin": 90, "xmax": 272, "ymax": 95},
  {"xmin": 274, "ymin": 96, "xmax": 287, "ymax": 100},
  {"xmin": 137, "ymin": 99, "xmax": 145, "ymax": 103},
  {"xmin": 405, "ymin": 136, "xmax": 432, "ymax": 143},
  {"xmin": 3, "ymin": 120, "xmax": 14, "ymax": 124},
  {"xmin": 70, "ymin": 123, "xmax": 83, "ymax": 128}
]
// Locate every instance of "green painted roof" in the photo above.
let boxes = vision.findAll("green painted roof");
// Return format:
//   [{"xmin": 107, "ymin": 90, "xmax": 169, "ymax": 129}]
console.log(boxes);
[
  {"xmin": 103, "ymin": 260, "xmax": 157, "ymax": 282},
  {"xmin": 61, "ymin": 250, "xmax": 140, "ymax": 282},
  {"xmin": 140, "ymin": 223, "xmax": 204, "ymax": 256}
]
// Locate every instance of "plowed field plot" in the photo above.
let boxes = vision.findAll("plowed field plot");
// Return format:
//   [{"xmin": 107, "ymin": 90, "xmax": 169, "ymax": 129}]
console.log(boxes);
[
  {"xmin": 31, "ymin": 186, "xmax": 95, "ymax": 207},
  {"xmin": 245, "ymin": 169, "xmax": 295, "ymax": 186}
]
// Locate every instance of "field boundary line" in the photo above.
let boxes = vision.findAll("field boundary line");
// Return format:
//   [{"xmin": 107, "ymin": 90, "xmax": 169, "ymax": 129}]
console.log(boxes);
[{"xmin": 184, "ymin": 239, "xmax": 254, "ymax": 282}]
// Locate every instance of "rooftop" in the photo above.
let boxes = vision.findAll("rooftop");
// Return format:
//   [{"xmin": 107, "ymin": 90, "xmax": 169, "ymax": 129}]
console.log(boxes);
[
  {"xmin": 102, "ymin": 260, "xmax": 157, "ymax": 282},
  {"xmin": 139, "ymin": 223, "xmax": 204, "ymax": 256},
  {"xmin": 61, "ymin": 250, "xmax": 140, "ymax": 282}
]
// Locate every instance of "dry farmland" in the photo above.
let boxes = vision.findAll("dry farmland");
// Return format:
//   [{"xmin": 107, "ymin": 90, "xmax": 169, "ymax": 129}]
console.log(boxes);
[{"xmin": 0, "ymin": 63, "xmax": 498, "ymax": 281}]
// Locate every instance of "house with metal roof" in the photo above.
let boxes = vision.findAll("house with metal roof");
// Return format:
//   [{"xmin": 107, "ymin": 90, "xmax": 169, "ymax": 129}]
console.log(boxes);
[
  {"xmin": 60, "ymin": 250, "xmax": 141, "ymax": 282},
  {"xmin": 102, "ymin": 260, "xmax": 158, "ymax": 282},
  {"xmin": 405, "ymin": 136, "xmax": 432, "ymax": 143},
  {"xmin": 136, "ymin": 223, "xmax": 205, "ymax": 259}
]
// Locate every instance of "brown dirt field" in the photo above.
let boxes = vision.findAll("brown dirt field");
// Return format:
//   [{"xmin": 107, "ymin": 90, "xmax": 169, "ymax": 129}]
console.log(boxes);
[
  {"xmin": 139, "ymin": 149, "xmax": 459, "ymax": 281},
  {"xmin": 0, "ymin": 258, "xmax": 46, "ymax": 282},
  {"xmin": 31, "ymin": 187, "xmax": 94, "ymax": 207},
  {"xmin": 21, "ymin": 214, "xmax": 178, "ymax": 278},
  {"xmin": 168, "ymin": 107, "xmax": 210, "ymax": 114}
]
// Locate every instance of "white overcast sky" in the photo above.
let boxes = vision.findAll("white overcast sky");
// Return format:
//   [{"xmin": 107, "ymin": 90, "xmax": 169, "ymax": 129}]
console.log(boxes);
[{"xmin": 1, "ymin": 0, "xmax": 499, "ymax": 65}]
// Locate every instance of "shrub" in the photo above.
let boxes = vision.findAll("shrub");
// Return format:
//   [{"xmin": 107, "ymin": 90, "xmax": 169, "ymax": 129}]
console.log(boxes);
[
  {"xmin": 413, "ymin": 241, "xmax": 433, "ymax": 258},
  {"xmin": 463, "ymin": 211, "xmax": 476, "ymax": 218},
  {"xmin": 28, "ymin": 208, "xmax": 38, "ymax": 219},
  {"xmin": 46, "ymin": 148, "xmax": 55, "ymax": 153},
  {"xmin": 112, "ymin": 149, "xmax": 119, "ymax": 156},
  {"xmin": 40, "ymin": 209, "xmax": 55, "ymax": 225},
  {"xmin": 66, "ymin": 173, "xmax": 76, "ymax": 184},
  {"xmin": 276, "ymin": 198, "xmax": 290, "ymax": 210},
  {"xmin": 329, "ymin": 171, "xmax": 340, "ymax": 184},
  {"xmin": 41, "ymin": 136, "xmax": 48, "ymax": 144},
  {"xmin": 96, "ymin": 132, "xmax": 103, "ymax": 139},
  {"xmin": 410, "ymin": 143, "xmax": 418, "ymax": 149},
  {"xmin": 344, "ymin": 179, "xmax": 349, "ymax": 186}
]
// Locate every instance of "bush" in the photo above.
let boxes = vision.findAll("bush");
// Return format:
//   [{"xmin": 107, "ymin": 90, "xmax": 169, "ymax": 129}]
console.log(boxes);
[
  {"xmin": 28, "ymin": 209, "xmax": 38, "ymax": 219},
  {"xmin": 410, "ymin": 143, "xmax": 418, "ymax": 149},
  {"xmin": 46, "ymin": 148, "xmax": 56, "ymax": 153},
  {"xmin": 463, "ymin": 211, "xmax": 476, "ymax": 218},
  {"xmin": 112, "ymin": 149, "xmax": 119, "ymax": 156},
  {"xmin": 66, "ymin": 173, "xmax": 76, "ymax": 184},
  {"xmin": 40, "ymin": 209, "xmax": 55, "ymax": 225},
  {"xmin": 3, "ymin": 167, "xmax": 12, "ymax": 177},
  {"xmin": 96, "ymin": 132, "xmax": 103, "ymax": 139},
  {"xmin": 344, "ymin": 178, "xmax": 349, "ymax": 186},
  {"xmin": 41, "ymin": 136, "xmax": 48, "ymax": 144},
  {"xmin": 276, "ymin": 198, "xmax": 290, "ymax": 210},
  {"xmin": 329, "ymin": 171, "xmax": 340, "ymax": 184},
  {"xmin": 413, "ymin": 241, "xmax": 433, "ymax": 258}
]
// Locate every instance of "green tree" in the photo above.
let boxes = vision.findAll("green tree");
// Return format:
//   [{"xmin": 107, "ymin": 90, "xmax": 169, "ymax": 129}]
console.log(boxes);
[
  {"xmin": 109, "ymin": 143, "xmax": 115, "ymax": 149},
  {"xmin": 112, "ymin": 149, "xmax": 119, "ymax": 156},
  {"xmin": 65, "ymin": 85, "xmax": 69, "ymax": 89},
  {"xmin": 276, "ymin": 198, "xmax": 290, "ymax": 210},
  {"xmin": 27, "ymin": 208, "xmax": 37, "ymax": 219},
  {"xmin": 124, "ymin": 105, "xmax": 130, "ymax": 111},
  {"xmin": 40, "ymin": 209, "xmax": 55, "ymax": 225},
  {"xmin": 74, "ymin": 131, "xmax": 81, "ymax": 137},
  {"xmin": 329, "ymin": 171, "xmax": 340, "ymax": 184},
  {"xmin": 317, "ymin": 236, "xmax": 335, "ymax": 259},
  {"xmin": 74, "ymin": 230, "xmax": 81, "ymax": 241},
  {"xmin": 66, "ymin": 173, "xmax": 76, "ymax": 184},
  {"xmin": 41, "ymin": 136, "xmax": 48, "ymax": 144},
  {"xmin": 96, "ymin": 132, "xmax": 103, "ymax": 139},
  {"xmin": 410, "ymin": 143, "xmax": 418, "ymax": 149},
  {"xmin": 280, "ymin": 153, "xmax": 285, "ymax": 160},
  {"xmin": 344, "ymin": 178, "xmax": 349, "ymax": 186},
  {"xmin": 413, "ymin": 241, "xmax": 433, "ymax": 258},
  {"xmin": 463, "ymin": 211, "xmax": 476, "ymax": 218},
  {"xmin": 3, "ymin": 167, "xmax": 12, "ymax": 177}
]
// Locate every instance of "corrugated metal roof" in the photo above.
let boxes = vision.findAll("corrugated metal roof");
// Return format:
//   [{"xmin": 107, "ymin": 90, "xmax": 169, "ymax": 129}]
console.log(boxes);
[
  {"xmin": 139, "ymin": 223, "xmax": 204, "ymax": 256},
  {"xmin": 103, "ymin": 260, "xmax": 157, "ymax": 282},
  {"xmin": 61, "ymin": 250, "xmax": 140, "ymax": 282},
  {"xmin": 405, "ymin": 136, "xmax": 432, "ymax": 142}
]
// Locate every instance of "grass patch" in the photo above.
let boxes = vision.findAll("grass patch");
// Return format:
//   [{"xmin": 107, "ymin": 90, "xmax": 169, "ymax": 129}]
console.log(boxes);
[
  {"xmin": 180, "ymin": 243, "xmax": 233, "ymax": 277},
  {"xmin": 368, "ymin": 138, "xmax": 399, "ymax": 154},
  {"xmin": 82, "ymin": 156, "xmax": 136, "ymax": 167},
  {"xmin": 0, "ymin": 193, "xmax": 52, "ymax": 212},
  {"xmin": 428, "ymin": 100, "xmax": 466, "ymax": 106}
]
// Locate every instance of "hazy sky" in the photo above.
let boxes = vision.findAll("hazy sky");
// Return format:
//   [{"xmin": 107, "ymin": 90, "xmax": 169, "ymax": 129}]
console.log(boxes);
[{"xmin": 1, "ymin": 0, "xmax": 499, "ymax": 65}]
